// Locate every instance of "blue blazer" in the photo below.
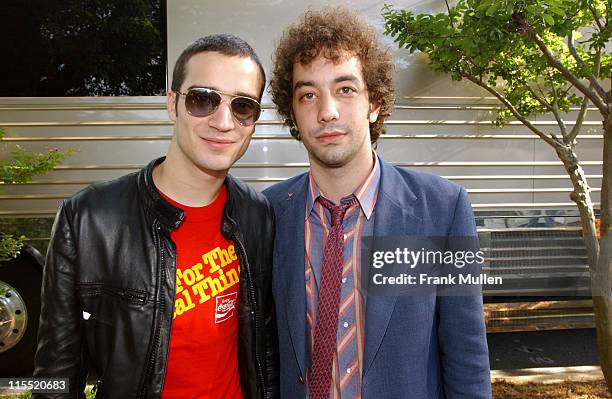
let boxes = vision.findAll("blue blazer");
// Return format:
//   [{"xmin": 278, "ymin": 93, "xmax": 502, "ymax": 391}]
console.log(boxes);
[{"xmin": 263, "ymin": 158, "xmax": 492, "ymax": 398}]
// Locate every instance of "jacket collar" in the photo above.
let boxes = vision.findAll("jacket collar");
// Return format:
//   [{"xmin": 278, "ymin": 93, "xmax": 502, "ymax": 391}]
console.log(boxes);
[
  {"xmin": 140, "ymin": 157, "xmax": 184, "ymax": 229},
  {"xmin": 221, "ymin": 174, "xmax": 241, "ymax": 238},
  {"xmin": 140, "ymin": 157, "xmax": 245, "ymax": 234}
]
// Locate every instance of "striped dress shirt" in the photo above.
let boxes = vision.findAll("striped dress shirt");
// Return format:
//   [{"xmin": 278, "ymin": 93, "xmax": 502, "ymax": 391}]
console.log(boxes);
[{"xmin": 304, "ymin": 155, "xmax": 381, "ymax": 399}]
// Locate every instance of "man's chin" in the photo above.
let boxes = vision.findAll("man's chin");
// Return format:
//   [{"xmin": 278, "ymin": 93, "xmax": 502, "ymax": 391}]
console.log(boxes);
[
  {"xmin": 194, "ymin": 158, "xmax": 233, "ymax": 176},
  {"xmin": 311, "ymin": 152, "xmax": 351, "ymax": 169}
]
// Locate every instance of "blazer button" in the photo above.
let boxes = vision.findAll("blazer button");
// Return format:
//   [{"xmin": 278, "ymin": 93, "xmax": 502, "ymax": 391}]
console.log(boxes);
[{"xmin": 298, "ymin": 375, "xmax": 304, "ymax": 384}]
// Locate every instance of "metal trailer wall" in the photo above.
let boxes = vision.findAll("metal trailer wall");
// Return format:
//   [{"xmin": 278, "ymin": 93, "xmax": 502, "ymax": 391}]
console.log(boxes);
[{"xmin": 0, "ymin": 0, "xmax": 606, "ymax": 330}]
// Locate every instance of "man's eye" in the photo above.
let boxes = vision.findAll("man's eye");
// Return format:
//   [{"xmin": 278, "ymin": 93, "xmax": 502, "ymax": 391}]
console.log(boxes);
[
  {"xmin": 300, "ymin": 92, "xmax": 315, "ymax": 101},
  {"xmin": 340, "ymin": 87, "xmax": 355, "ymax": 95}
]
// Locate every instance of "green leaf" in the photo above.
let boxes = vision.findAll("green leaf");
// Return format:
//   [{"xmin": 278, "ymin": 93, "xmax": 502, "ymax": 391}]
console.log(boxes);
[
  {"xmin": 0, "ymin": 233, "xmax": 25, "ymax": 262},
  {"xmin": 542, "ymin": 13, "xmax": 556, "ymax": 25},
  {"xmin": 547, "ymin": 7, "xmax": 566, "ymax": 16},
  {"xmin": 476, "ymin": 0, "xmax": 493, "ymax": 12},
  {"xmin": 485, "ymin": 2, "xmax": 500, "ymax": 16}
]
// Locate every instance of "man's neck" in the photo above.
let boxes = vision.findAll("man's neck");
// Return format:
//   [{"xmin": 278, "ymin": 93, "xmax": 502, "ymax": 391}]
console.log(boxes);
[
  {"xmin": 152, "ymin": 153, "xmax": 226, "ymax": 207},
  {"xmin": 309, "ymin": 149, "xmax": 374, "ymax": 204}
]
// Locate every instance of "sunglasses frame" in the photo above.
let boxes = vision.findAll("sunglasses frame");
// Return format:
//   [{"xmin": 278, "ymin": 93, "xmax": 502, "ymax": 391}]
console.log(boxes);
[{"xmin": 175, "ymin": 87, "xmax": 261, "ymax": 126}]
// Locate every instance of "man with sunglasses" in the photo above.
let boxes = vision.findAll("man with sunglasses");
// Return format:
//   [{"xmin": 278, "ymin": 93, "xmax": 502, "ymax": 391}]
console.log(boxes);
[{"xmin": 33, "ymin": 34, "xmax": 278, "ymax": 399}]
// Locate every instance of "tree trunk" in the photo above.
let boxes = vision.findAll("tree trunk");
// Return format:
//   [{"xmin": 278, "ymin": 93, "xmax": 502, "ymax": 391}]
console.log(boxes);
[
  {"xmin": 593, "ymin": 114, "xmax": 612, "ymax": 391},
  {"xmin": 555, "ymin": 145, "xmax": 599, "ymax": 267},
  {"xmin": 555, "ymin": 137, "xmax": 612, "ymax": 391},
  {"xmin": 593, "ymin": 235, "xmax": 612, "ymax": 392}
]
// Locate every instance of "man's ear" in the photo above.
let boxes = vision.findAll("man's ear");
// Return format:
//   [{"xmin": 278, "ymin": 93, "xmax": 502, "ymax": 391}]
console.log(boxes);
[
  {"xmin": 368, "ymin": 101, "xmax": 381, "ymax": 123},
  {"xmin": 166, "ymin": 90, "xmax": 178, "ymax": 122},
  {"xmin": 289, "ymin": 110, "xmax": 301, "ymax": 140}
]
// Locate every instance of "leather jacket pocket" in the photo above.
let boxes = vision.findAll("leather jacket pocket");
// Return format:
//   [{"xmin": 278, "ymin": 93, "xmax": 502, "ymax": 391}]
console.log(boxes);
[
  {"xmin": 78, "ymin": 284, "xmax": 148, "ymax": 324},
  {"xmin": 77, "ymin": 283, "xmax": 152, "ymax": 398}
]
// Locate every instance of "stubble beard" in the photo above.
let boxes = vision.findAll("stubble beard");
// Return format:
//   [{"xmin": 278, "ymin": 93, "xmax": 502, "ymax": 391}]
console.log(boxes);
[{"xmin": 303, "ymin": 124, "xmax": 356, "ymax": 169}]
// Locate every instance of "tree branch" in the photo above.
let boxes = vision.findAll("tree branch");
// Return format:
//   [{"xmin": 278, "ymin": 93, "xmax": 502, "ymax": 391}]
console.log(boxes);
[
  {"xmin": 535, "ymin": 80, "xmax": 549, "ymax": 102},
  {"xmin": 548, "ymin": 73, "xmax": 570, "ymax": 139},
  {"xmin": 531, "ymin": 86, "xmax": 552, "ymax": 110},
  {"xmin": 561, "ymin": 81, "xmax": 576, "ymax": 98},
  {"xmin": 519, "ymin": 78, "xmax": 552, "ymax": 111},
  {"xmin": 568, "ymin": 48, "xmax": 600, "ymax": 144},
  {"xmin": 445, "ymin": 0, "xmax": 455, "ymax": 29},
  {"xmin": 513, "ymin": 14, "xmax": 608, "ymax": 114},
  {"xmin": 594, "ymin": 47, "xmax": 602, "ymax": 79},
  {"xmin": 587, "ymin": 1, "xmax": 605, "ymax": 31},
  {"xmin": 510, "ymin": 75, "xmax": 566, "ymax": 142},
  {"xmin": 568, "ymin": 31, "xmax": 607, "ymax": 98},
  {"xmin": 461, "ymin": 72, "xmax": 561, "ymax": 147},
  {"xmin": 568, "ymin": 93, "xmax": 590, "ymax": 144}
]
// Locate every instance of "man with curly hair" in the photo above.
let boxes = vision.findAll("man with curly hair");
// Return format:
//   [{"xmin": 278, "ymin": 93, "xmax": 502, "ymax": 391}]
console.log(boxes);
[{"xmin": 263, "ymin": 7, "xmax": 491, "ymax": 399}]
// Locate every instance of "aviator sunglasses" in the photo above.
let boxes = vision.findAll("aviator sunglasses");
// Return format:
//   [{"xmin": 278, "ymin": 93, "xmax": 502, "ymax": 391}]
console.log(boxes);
[{"xmin": 176, "ymin": 87, "xmax": 261, "ymax": 126}]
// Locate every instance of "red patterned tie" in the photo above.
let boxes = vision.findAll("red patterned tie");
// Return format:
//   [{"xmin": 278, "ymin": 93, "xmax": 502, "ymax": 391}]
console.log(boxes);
[{"xmin": 309, "ymin": 196, "xmax": 355, "ymax": 399}]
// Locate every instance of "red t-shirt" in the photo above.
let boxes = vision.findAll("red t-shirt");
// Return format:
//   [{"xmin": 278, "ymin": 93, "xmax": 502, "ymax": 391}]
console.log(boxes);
[{"xmin": 160, "ymin": 184, "xmax": 243, "ymax": 399}]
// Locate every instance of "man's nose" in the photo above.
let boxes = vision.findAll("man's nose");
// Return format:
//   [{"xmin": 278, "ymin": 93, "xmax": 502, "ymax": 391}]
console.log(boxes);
[
  {"xmin": 208, "ymin": 100, "xmax": 235, "ymax": 131},
  {"xmin": 317, "ymin": 93, "xmax": 339, "ymax": 123}
]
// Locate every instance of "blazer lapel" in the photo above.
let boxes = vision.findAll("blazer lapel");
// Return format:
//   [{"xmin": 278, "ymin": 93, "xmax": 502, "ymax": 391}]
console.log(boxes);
[
  {"xmin": 363, "ymin": 159, "xmax": 422, "ymax": 378},
  {"xmin": 275, "ymin": 176, "xmax": 309, "ymax": 379}
]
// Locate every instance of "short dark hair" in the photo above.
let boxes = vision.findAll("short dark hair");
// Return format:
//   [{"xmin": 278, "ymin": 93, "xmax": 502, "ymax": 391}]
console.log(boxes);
[
  {"xmin": 270, "ymin": 7, "xmax": 395, "ymax": 143},
  {"xmin": 171, "ymin": 33, "xmax": 266, "ymax": 99}
]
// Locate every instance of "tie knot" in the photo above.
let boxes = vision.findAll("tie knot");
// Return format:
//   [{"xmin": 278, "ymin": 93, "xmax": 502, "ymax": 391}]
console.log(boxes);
[{"xmin": 317, "ymin": 196, "xmax": 355, "ymax": 227}]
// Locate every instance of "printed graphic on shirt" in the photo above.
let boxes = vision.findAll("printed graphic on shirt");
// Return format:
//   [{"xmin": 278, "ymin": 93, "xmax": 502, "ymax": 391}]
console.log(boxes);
[
  {"xmin": 215, "ymin": 292, "xmax": 238, "ymax": 323},
  {"xmin": 174, "ymin": 243, "xmax": 240, "ymax": 319}
]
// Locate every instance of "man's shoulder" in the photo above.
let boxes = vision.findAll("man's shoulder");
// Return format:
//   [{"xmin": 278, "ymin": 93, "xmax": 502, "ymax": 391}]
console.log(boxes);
[
  {"xmin": 379, "ymin": 160, "xmax": 476, "ymax": 234},
  {"xmin": 226, "ymin": 174, "xmax": 272, "ymax": 212},
  {"xmin": 381, "ymin": 160, "xmax": 463, "ymax": 199},
  {"xmin": 63, "ymin": 171, "xmax": 140, "ymax": 213},
  {"xmin": 262, "ymin": 172, "xmax": 308, "ymax": 204}
]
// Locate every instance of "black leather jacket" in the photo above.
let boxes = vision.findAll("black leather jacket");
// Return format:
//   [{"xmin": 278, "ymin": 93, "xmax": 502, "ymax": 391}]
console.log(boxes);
[{"xmin": 33, "ymin": 158, "xmax": 279, "ymax": 399}]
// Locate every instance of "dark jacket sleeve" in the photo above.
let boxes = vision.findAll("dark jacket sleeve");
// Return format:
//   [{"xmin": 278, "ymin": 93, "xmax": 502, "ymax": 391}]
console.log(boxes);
[
  {"xmin": 263, "ymin": 204, "xmax": 280, "ymax": 398},
  {"xmin": 32, "ymin": 201, "xmax": 88, "ymax": 399}
]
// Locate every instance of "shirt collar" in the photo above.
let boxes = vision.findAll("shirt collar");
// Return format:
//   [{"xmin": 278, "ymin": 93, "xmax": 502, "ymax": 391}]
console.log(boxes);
[{"xmin": 306, "ymin": 153, "xmax": 381, "ymax": 220}]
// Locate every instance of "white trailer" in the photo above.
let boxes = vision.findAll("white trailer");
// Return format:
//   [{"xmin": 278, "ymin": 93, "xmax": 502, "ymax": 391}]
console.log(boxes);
[{"xmin": 0, "ymin": 0, "xmax": 603, "ymax": 375}]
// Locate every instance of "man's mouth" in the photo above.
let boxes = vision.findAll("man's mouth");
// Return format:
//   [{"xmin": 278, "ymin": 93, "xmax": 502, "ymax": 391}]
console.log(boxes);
[
  {"xmin": 201, "ymin": 137, "xmax": 235, "ymax": 148},
  {"xmin": 316, "ymin": 130, "xmax": 346, "ymax": 144}
]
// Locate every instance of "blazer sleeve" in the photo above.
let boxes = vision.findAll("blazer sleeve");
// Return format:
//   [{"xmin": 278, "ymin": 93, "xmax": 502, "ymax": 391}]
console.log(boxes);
[
  {"xmin": 32, "ymin": 201, "xmax": 88, "ymax": 399},
  {"xmin": 438, "ymin": 188, "xmax": 492, "ymax": 398}
]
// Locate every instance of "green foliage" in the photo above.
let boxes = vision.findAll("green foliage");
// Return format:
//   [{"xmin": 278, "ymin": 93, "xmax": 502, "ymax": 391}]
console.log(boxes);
[
  {"xmin": 0, "ymin": 130, "xmax": 69, "ymax": 184},
  {"xmin": 0, "ymin": 145, "xmax": 69, "ymax": 184},
  {"xmin": 0, "ymin": 233, "xmax": 25, "ymax": 262},
  {"xmin": 0, "ymin": 129, "xmax": 69, "ymax": 260},
  {"xmin": 0, "ymin": 386, "xmax": 96, "ymax": 399},
  {"xmin": 383, "ymin": 0, "xmax": 610, "ymax": 128}
]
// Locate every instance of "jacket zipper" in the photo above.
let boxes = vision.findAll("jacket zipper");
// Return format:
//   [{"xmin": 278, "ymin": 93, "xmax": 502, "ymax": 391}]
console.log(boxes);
[
  {"xmin": 232, "ymin": 232, "xmax": 267, "ymax": 398},
  {"xmin": 138, "ymin": 221, "xmax": 166, "ymax": 398},
  {"xmin": 79, "ymin": 284, "xmax": 147, "ymax": 305},
  {"xmin": 158, "ymin": 236, "xmax": 177, "ymax": 394}
]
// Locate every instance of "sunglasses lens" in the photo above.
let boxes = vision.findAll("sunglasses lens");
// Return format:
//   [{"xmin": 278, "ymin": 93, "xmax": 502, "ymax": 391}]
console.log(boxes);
[
  {"xmin": 182, "ymin": 88, "xmax": 260, "ymax": 126},
  {"xmin": 231, "ymin": 97, "xmax": 260, "ymax": 126},
  {"xmin": 185, "ymin": 89, "xmax": 220, "ymax": 117}
]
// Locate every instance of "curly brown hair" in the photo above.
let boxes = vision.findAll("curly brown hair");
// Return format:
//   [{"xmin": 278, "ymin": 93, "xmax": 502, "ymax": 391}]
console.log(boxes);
[{"xmin": 269, "ymin": 7, "xmax": 395, "ymax": 144}]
